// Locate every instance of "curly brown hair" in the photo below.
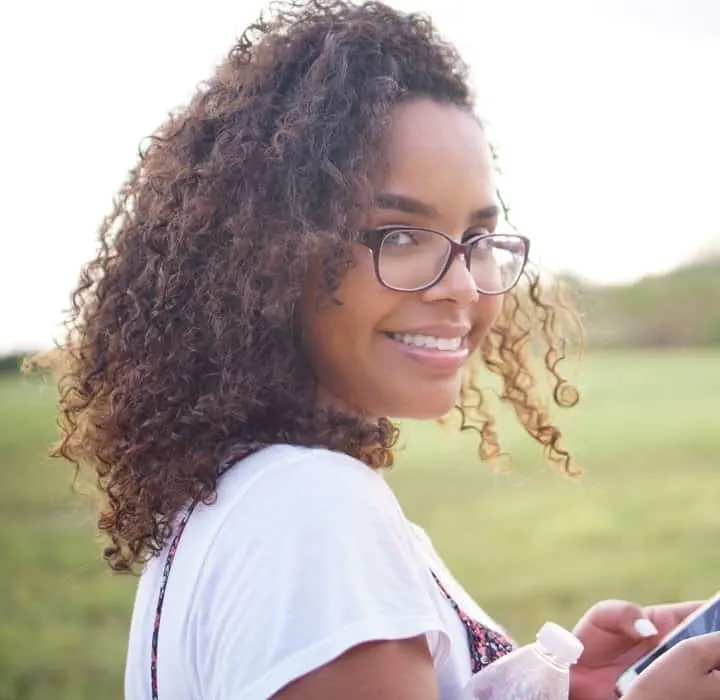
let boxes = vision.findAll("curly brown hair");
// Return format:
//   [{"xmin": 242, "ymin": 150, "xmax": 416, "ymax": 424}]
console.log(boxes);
[{"xmin": 28, "ymin": 0, "xmax": 583, "ymax": 574}]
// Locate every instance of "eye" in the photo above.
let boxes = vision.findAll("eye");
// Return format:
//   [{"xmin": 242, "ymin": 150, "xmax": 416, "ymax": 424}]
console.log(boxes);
[
  {"xmin": 462, "ymin": 228, "xmax": 491, "ymax": 243},
  {"xmin": 383, "ymin": 229, "xmax": 419, "ymax": 247}
]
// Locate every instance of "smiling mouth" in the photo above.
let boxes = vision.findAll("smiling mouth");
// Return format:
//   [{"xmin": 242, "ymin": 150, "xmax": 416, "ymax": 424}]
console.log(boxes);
[{"xmin": 384, "ymin": 332, "xmax": 465, "ymax": 351}]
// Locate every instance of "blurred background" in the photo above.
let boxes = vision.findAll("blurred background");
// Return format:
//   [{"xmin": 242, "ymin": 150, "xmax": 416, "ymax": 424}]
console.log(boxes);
[{"xmin": 1, "ymin": 0, "xmax": 719, "ymax": 698}]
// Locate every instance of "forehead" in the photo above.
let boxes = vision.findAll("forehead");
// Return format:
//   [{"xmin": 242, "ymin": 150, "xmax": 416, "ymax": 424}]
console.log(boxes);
[{"xmin": 377, "ymin": 99, "xmax": 495, "ymax": 205}]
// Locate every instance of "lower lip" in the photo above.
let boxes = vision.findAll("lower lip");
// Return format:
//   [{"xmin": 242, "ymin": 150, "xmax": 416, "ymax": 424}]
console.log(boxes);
[{"xmin": 383, "ymin": 334, "xmax": 470, "ymax": 374}]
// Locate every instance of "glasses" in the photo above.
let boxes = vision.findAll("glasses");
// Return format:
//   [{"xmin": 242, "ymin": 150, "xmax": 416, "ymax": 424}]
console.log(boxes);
[{"xmin": 360, "ymin": 226, "xmax": 530, "ymax": 294}]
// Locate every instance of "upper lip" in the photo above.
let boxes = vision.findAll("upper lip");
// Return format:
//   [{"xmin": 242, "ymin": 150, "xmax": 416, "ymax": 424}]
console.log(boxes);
[{"xmin": 384, "ymin": 324, "xmax": 472, "ymax": 339}]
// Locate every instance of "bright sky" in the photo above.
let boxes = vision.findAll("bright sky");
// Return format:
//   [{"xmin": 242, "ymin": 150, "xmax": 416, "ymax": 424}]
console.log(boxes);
[{"xmin": 1, "ymin": 0, "xmax": 719, "ymax": 353}]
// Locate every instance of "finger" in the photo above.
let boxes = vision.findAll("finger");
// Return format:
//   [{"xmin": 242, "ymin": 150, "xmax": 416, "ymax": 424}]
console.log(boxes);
[
  {"xmin": 645, "ymin": 601, "xmax": 704, "ymax": 634},
  {"xmin": 580, "ymin": 599, "xmax": 659, "ymax": 639}
]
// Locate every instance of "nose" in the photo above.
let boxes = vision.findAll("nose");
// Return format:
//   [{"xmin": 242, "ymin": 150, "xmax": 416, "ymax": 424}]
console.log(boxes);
[{"xmin": 422, "ymin": 252, "xmax": 479, "ymax": 306}]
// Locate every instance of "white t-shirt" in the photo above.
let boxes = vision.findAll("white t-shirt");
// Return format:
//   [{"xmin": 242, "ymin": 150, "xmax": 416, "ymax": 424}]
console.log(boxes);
[{"xmin": 124, "ymin": 444, "xmax": 508, "ymax": 700}]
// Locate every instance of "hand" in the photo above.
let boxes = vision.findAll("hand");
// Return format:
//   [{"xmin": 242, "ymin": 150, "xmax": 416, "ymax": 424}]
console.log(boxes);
[
  {"xmin": 623, "ymin": 632, "xmax": 720, "ymax": 700},
  {"xmin": 569, "ymin": 598, "xmax": 703, "ymax": 700}
]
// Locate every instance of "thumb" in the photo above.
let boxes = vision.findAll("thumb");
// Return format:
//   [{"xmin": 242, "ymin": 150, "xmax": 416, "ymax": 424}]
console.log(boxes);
[
  {"xmin": 626, "ymin": 633, "xmax": 720, "ymax": 700},
  {"xmin": 675, "ymin": 631, "xmax": 720, "ymax": 674}
]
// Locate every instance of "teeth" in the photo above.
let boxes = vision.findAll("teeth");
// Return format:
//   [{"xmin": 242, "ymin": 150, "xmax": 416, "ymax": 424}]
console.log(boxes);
[{"xmin": 391, "ymin": 333, "xmax": 463, "ymax": 351}]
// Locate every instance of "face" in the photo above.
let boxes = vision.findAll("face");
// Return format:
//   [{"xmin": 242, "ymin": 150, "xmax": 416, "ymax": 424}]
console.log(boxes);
[{"xmin": 300, "ymin": 98, "xmax": 505, "ymax": 420}]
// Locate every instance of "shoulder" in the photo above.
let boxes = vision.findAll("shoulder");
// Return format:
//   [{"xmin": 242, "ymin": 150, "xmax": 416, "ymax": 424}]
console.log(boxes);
[
  {"xmin": 208, "ymin": 443, "xmax": 405, "ymax": 532},
  {"xmin": 185, "ymin": 443, "xmax": 421, "ymax": 595},
  {"xmin": 185, "ymin": 445, "xmax": 446, "ymax": 698}
]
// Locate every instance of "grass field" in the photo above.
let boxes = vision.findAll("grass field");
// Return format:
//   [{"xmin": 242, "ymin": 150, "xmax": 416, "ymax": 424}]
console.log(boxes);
[{"xmin": 1, "ymin": 349, "xmax": 719, "ymax": 699}]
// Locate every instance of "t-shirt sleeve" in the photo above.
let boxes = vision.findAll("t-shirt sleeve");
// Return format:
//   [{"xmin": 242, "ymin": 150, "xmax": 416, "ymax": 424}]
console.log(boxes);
[{"xmin": 189, "ymin": 449, "xmax": 447, "ymax": 700}]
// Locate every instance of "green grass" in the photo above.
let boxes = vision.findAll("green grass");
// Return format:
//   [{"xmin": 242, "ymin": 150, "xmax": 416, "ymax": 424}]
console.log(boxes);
[{"xmin": 2, "ymin": 349, "xmax": 719, "ymax": 699}]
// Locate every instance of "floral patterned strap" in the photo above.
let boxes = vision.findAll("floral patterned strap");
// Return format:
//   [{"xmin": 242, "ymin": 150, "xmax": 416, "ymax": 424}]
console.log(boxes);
[
  {"xmin": 150, "ymin": 445, "xmax": 260, "ymax": 700},
  {"xmin": 150, "ymin": 497, "xmax": 197, "ymax": 699},
  {"xmin": 430, "ymin": 571, "xmax": 515, "ymax": 673}
]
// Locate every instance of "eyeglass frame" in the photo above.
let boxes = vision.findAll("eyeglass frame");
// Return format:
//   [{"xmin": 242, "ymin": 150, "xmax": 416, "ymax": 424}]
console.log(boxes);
[{"xmin": 359, "ymin": 225, "xmax": 531, "ymax": 295}]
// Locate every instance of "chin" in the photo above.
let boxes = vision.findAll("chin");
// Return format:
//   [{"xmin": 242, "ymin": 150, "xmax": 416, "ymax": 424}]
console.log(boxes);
[{"xmin": 387, "ymin": 389, "xmax": 459, "ymax": 421}]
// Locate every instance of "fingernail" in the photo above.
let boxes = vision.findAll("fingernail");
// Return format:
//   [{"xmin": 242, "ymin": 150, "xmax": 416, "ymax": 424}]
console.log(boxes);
[{"xmin": 633, "ymin": 618, "xmax": 659, "ymax": 638}]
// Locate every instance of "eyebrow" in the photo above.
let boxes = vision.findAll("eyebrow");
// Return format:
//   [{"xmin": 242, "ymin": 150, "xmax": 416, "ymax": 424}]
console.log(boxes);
[{"xmin": 374, "ymin": 193, "xmax": 500, "ymax": 222}]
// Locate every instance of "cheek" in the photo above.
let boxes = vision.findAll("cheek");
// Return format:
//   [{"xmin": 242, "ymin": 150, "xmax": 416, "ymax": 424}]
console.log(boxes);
[
  {"xmin": 470, "ymin": 295, "xmax": 503, "ymax": 347},
  {"xmin": 298, "ymin": 253, "xmax": 393, "ymax": 390}
]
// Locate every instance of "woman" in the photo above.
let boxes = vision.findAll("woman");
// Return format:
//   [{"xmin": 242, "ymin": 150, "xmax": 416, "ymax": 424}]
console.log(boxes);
[{"xmin": 37, "ymin": 1, "xmax": 720, "ymax": 698}]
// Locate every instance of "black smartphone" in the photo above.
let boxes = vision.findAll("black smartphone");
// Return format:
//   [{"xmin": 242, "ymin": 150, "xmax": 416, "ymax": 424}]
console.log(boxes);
[{"xmin": 616, "ymin": 590, "xmax": 720, "ymax": 696}]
